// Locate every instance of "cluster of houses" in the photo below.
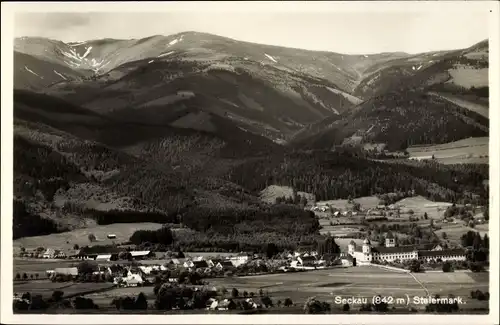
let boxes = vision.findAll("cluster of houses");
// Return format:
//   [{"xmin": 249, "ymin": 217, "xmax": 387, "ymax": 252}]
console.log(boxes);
[
  {"xmin": 42, "ymin": 250, "xmax": 354, "ymax": 287},
  {"xmin": 18, "ymin": 248, "xmax": 68, "ymax": 259},
  {"xmin": 309, "ymin": 203, "xmax": 407, "ymax": 217}
]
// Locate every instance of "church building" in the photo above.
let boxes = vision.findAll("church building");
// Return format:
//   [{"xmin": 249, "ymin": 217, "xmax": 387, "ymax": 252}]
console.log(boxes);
[{"xmin": 347, "ymin": 234, "xmax": 466, "ymax": 265}]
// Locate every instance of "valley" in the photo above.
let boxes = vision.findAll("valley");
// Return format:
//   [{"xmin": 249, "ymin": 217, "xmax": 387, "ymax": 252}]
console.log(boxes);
[{"xmin": 10, "ymin": 30, "xmax": 490, "ymax": 316}]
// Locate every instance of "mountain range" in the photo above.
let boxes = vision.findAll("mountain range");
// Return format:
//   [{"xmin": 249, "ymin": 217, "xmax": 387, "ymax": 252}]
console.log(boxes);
[{"xmin": 12, "ymin": 31, "xmax": 489, "ymax": 240}]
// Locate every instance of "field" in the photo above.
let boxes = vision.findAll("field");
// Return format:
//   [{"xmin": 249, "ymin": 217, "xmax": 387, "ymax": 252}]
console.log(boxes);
[
  {"xmin": 205, "ymin": 266, "xmax": 489, "ymax": 311},
  {"xmin": 406, "ymin": 137, "xmax": 489, "ymax": 165},
  {"xmin": 13, "ymin": 222, "xmax": 164, "ymax": 254},
  {"xmin": 447, "ymin": 66, "xmax": 488, "ymax": 89},
  {"xmin": 13, "ymin": 264, "xmax": 489, "ymax": 313},
  {"xmin": 316, "ymin": 196, "xmax": 380, "ymax": 210},
  {"xmin": 259, "ymin": 185, "xmax": 315, "ymax": 204},
  {"xmin": 14, "ymin": 280, "xmax": 114, "ymax": 299},
  {"xmin": 434, "ymin": 222, "xmax": 489, "ymax": 245},
  {"xmin": 394, "ymin": 196, "xmax": 453, "ymax": 220}
]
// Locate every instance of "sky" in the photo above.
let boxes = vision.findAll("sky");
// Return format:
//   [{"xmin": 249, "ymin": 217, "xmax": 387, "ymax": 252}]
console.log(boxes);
[{"xmin": 14, "ymin": 11, "xmax": 489, "ymax": 54}]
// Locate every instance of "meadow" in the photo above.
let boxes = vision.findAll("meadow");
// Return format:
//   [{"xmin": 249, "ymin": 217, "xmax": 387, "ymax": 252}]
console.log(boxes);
[
  {"xmin": 13, "ymin": 222, "xmax": 164, "ymax": 254},
  {"xmin": 406, "ymin": 137, "xmax": 488, "ymax": 165}
]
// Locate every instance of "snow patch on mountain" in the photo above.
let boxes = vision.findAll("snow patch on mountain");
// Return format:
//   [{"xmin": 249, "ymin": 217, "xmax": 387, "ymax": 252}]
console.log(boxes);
[
  {"xmin": 53, "ymin": 70, "xmax": 67, "ymax": 80},
  {"xmin": 81, "ymin": 46, "xmax": 92, "ymax": 59},
  {"xmin": 60, "ymin": 46, "xmax": 107, "ymax": 73},
  {"xmin": 168, "ymin": 35, "xmax": 184, "ymax": 47},
  {"xmin": 69, "ymin": 41, "xmax": 86, "ymax": 47},
  {"xmin": 148, "ymin": 60, "xmax": 154, "ymax": 64},
  {"xmin": 24, "ymin": 66, "xmax": 43, "ymax": 79},
  {"xmin": 264, "ymin": 54, "xmax": 277, "ymax": 63},
  {"xmin": 158, "ymin": 51, "xmax": 175, "ymax": 58}
]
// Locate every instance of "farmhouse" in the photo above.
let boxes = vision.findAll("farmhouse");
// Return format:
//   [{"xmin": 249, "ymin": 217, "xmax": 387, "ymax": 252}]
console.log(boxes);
[
  {"xmin": 347, "ymin": 237, "xmax": 467, "ymax": 265},
  {"xmin": 229, "ymin": 253, "xmax": 251, "ymax": 267},
  {"xmin": 192, "ymin": 260, "xmax": 209, "ymax": 270},
  {"xmin": 129, "ymin": 251, "xmax": 153, "ymax": 260},
  {"xmin": 291, "ymin": 256, "xmax": 317, "ymax": 268},
  {"xmin": 207, "ymin": 259, "xmax": 222, "ymax": 268},
  {"xmin": 214, "ymin": 260, "xmax": 234, "ymax": 271},
  {"xmin": 115, "ymin": 270, "xmax": 144, "ymax": 287},
  {"xmin": 183, "ymin": 260, "xmax": 195, "ymax": 268},
  {"xmin": 95, "ymin": 254, "xmax": 112, "ymax": 262},
  {"xmin": 42, "ymin": 248, "xmax": 57, "ymax": 259}
]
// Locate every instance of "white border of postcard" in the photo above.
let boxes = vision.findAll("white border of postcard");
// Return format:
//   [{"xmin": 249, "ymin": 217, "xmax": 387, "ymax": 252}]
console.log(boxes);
[{"xmin": 1, "ymin": 1, "xmax": 499, "ymax": 324}]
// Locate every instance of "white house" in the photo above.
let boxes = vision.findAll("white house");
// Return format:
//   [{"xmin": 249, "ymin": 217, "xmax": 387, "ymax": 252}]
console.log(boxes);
[
  {"xmin": 95, "ymin": 254, "xmax": 112, "ymax": 261},
  {"xmin": 215, "ymin": 260, "xmax": 234, "ymax": 271},
  {"xmin": 183, "ymin": 260, "xmax": 195, "ymax": 268},
  {"xmin": 42, "ymin": 248, "xmax": 56, "ymax": 259},
  {"xmin": 193, "ymin": 256, "xmax": 205, "ymax": 262},
  {"xmin": 229, "ymin": 253, "xmax": 251, "ymax": 267},
  {"xmin": 129, "ymin": 251, "xmax": 152, "ymax": 259},
  {"xmin": 115, "ymin": 271, "xmax": 144, "ymax": 287}
]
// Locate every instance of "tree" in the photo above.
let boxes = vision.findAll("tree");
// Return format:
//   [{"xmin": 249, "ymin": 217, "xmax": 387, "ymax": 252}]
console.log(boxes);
[
  {"xmin": 77, "ymin": 261, "xmax": 98, "ymax": 275},
  {"xmin": 15, "ymin": 273, "xmax": 21, "ymax": 280},
  {"xmin": 317, "ymin": 235, "xmax": 340, "ymax": 255},
  {"xmin": 73, "ymin": 297, "xmax": 98, "ymax": 309},
  {"xmin": 265, "ymin": 243, "xmax": 279, "ymax": 259},
  {"xmin": 259, "ymin": 288, "xmax": 264, "ymax": 297},
  {"xmin": 135, "ymin": 292, "xmax": 148, "ymax": 310},
  {"xmin": 35, "ymin": 273, "xmax": 39, "ymax": 280},
  {"xmin": 243, "ymin": 291, "xmax": 248, "ymax": 298},
  {"xmin": 22, "ymin": 273, "xmax": 28, "ymax": 280},
  {"xmin": 343, "ymin": 303, "xmax": 350, "ymax": 312},
  {"xmin": 52, "ymin": 290, "xmax": 64, "ymax": 302},
  {"xmin": 373, "ymin": 295, "xmax": 389, "ymax": 312},
  {"xmin": 423, "ymin": 212, "xmax": 429, "ymax": 220},
  {"xmin": 22, "ymin": 292, "xmax": 31, "ymax": 302},
  {"xmin": 284, "ymin": 298, "xmax": 293, "ymax": 307},
  {"xmin": 409, "ymin": 260, "xmax": 422, "ymax": 273},
  {"xmin": 442, "ymin": 261, "xmax": 453, "ymax": 273},
  {"xmin": 441, "ymin": 232, "xmax": 448, "ymax": 240},
  {"xmin": 73, "ymin": 244, "xmax": 80, "ymax": 250},
  {"xmin": 304, "ymin": 297, "xmax": 330, "ymax": 314},
  {"xmin": 231, "ymin": 288, "xmax": 239, "ymax": 298},
  {"xmin": 261, "ymin": 296, "xmax": 274, "ymax": 308},
  {"xmin": 88, "ymin": 233, "xmax": 96, "ymax": 243}
]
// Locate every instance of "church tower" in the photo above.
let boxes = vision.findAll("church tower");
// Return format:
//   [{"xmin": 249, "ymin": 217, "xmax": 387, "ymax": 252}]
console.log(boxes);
[
  {"xmin": 362, "ymin": 238, "xmax": 371, "ymax": 260},
  {"xmin": 385, "ymin": 232, "xmax": 396, "ymax": 247},
  {"xmin": 348, "ymin": 240, "xmax": 356, "ymax": 255}
]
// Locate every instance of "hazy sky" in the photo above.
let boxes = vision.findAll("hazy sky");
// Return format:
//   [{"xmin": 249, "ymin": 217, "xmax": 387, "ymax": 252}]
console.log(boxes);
[{"xmin": 14, "ymin": 11, "xmax": 489, "ymax": 54}]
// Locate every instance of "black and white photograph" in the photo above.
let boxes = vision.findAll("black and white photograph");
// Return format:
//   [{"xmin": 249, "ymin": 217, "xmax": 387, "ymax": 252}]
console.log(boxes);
[{"xmin": 1, "ymin": 1, "xmax": 498, "ymax": 324}]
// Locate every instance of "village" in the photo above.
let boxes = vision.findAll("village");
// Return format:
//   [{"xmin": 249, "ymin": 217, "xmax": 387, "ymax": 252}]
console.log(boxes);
[{"xmin": 12, "ymin": 194, "xmax": 489, "ymax": 313}]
